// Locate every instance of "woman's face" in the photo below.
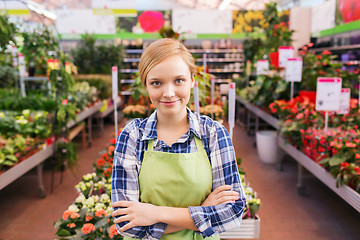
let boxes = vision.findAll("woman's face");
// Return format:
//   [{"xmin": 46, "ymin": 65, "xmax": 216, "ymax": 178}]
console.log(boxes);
[{"xmin": 145, "ymin": 54, "xmax": 194, "ymax": 118}]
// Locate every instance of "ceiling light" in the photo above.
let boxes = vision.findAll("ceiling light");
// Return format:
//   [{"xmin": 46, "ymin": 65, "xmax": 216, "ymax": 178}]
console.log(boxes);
[{"xmin": 218, "ymin": 0, "xmax": 232, "ymax": 10}]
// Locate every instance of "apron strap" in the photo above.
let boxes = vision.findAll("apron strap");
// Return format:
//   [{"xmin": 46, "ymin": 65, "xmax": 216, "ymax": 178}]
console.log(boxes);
[{"xmin": 147, "ymin": 139, "xmax": 154, "ymax": 151}]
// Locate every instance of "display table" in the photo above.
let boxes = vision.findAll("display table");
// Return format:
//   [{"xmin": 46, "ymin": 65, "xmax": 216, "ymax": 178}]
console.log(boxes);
[
  {"xmin": 94, "ymin": 97, "xmax": 122, "ymax": 135},
  {"xmin": 278, "ymin": 137, "xmax": 360, "ymax": 213},
  {"xmin": 0, "ymin": 144, "xmax": 54, "ymax": 197},
  {"xmin": 67, "ymin": 101, "xmax": 102, "ymax": 147}
]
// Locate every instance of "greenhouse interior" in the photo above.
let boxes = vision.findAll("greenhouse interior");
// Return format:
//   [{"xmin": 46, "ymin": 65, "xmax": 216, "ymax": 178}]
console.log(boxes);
[{"xmin": 0, "ymin": 0, "xmax": 360, "ymax": 239}]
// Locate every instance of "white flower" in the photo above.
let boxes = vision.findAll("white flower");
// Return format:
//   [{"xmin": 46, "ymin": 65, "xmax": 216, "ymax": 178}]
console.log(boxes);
[
  {"xmin": 22, "ymin": 109, "xmax": 30, "ymax": 116},
  {"xmin": 95, "ymin": 203, "xmax": 106, "ymax": 211},
  {"xmin": 85, "ymin": 197, "xmax": 95, "ymax": 207},
  {"xmin": 0, "ymin": 112, "xmax": 5, "ymax": 118},
  {"xmin": 100, "ymin": 194, "xmax": 110, "ymax": 203},
  {"xmin": 68, "ymin": 204, "xmax": 79, "ymax": 212},
  {"xmin": 15, "ymin": 118, "xmax": 28, "ymax": 125},
  {"xmin": 75, "ymin": 194, "xmax": 86, "ymax": 204},
  {"xmin": 106, "ymin": 206, "xmax": 113, "ymax": 215}
]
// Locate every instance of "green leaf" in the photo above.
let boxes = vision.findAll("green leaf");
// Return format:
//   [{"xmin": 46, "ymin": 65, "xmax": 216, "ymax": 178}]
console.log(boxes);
[
  {"xmin": 56, "ymin": 228, "xmax": 72, "ymax": 237},
  {"xmin": 329, "ymin": 157, "xmax": 345, "ymax": 166}
]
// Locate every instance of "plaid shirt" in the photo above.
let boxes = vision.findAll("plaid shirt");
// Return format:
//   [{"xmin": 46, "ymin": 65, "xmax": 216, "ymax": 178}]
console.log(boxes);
[{"xmin": 112, "ymin": 108, "xmax": 246, "ymax": 239}]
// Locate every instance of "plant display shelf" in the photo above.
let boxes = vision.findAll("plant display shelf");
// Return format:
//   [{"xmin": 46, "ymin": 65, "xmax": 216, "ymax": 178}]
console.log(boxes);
[
  {"xmin": 219, "ymin": 216, "xmax": 260, "ymax": 239},
  {"xmin": 278, "ymin": 137, "xmax": 360, "ymax": 213},
  {"xmin": 67, "ymin": 101, "xmax": 102, "ymax": 147},
  {"xmin": 95, "ymin": 97, "xmax": 122, "ymax": 135},
  {"xmin": 236, "ymin": 96, "xmax": 280, "ymax": 133},
  {"xmin": 0, "ymin": 144, "xmax": 55, "ymax": 198}
]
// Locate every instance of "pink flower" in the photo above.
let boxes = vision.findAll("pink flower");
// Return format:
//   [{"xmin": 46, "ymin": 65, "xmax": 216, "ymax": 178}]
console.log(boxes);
[
  {"xmin": 82, "ymin": 223, "xmax": 95, "ymax": 234},
  {"xmin": 62, "ymin": 210, "xmax": 76, "ymax": 220},
  {"xmin": 345, "ymin": 142, "xmax": 357, "ymax": 148},
  {"xmin": 138, "ymin": 11, "xmax": 165, "ymax": 33},
  {"xmin": 61, "ymin": 99, "xmax": 68, "ymax": 105}
]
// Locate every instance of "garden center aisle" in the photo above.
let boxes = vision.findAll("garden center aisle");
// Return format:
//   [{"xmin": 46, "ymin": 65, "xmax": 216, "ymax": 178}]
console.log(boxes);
[{"xmin": 0, "ymin": 120, "xmax": 359, "ymax": 240}]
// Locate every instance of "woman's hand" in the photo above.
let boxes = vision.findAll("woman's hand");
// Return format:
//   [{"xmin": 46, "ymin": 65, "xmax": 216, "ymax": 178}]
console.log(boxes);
[
  {"xmin": 111, "ymin": 201, "xmax": 159, "ymax": 232},
  {"xmin": 201, "ymin": 185, "xmax": 239, "ymax": 206}
]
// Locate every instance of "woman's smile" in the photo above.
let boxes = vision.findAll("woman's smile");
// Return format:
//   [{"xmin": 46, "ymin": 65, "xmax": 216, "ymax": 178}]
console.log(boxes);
[{"xmin": 160, "ymin": 99, "xmax": 181, "ymax": 106}]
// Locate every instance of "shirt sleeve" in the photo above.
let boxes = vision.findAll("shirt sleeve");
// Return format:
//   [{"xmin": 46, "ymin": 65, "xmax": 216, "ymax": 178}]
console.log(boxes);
[
  {"xmin": 111, "ymin": 121, "xmax": 166, "ymax": 239},
  {"xmin": 188, "ymin": 121, "xmax": 246, "ymax": 237}
]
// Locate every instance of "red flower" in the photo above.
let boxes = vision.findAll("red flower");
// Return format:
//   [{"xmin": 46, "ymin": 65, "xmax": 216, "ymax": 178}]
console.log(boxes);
[
  {"xmin": 109, "ymin": 224, "xmax": 118, "ymax": 238},
  {"xmin": 317, "ymin": 55, "xmax": 322, "ymax": 59},
  {"xmin": 110, "ymin": 138, "xmax": 116, "ymax": 145},
  {"xmin": 85, "ymin": 215, "xmax": 93, "ymax": 222},
  {"xmin": 322, "ymin": 50, "xmax": 332, "ymax": 55},
  {"xmin": 345, "ymin": 142, "xmax": 357, "ymax": 148},
  {"xmin": 82, "ymin": 223, "xmax": 95, "ymax": 234},
  {"xmin": 108, "ymin": 145, "xmax": 115, "ymax": 153},
  {"xmin": 62, "ymin": 210, "xmax": 79, "ymax": 220},
  {"xmin": 355, "ymin": 153, "xmax": 360, "ymax": 159},
  {"xmin": 95, "ymin": 209, "xmax": 107, "ymax": 218},
  {"xmin": 104, "ymin": 168, "xmax": 112, "ymax": 177},
  {"xmin": 340, "ymin": 162, "xmax": 350, "ymax": 168},
  {"xmin": 62, "ymin": 99, "xmax": 68, "ymax": 105},
  {"xmin": 138, "ymin": 11, "xmax": 165, "ymax": 33}
]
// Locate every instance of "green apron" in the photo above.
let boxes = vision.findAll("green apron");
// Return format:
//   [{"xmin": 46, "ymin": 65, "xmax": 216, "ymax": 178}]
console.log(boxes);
[{"xmin": 124, "ymin": 137, "xmax": 220, "ymax": 240}]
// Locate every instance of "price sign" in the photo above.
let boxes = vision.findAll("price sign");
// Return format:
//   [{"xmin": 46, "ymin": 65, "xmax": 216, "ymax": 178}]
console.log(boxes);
[
  {"xmin": 315, "ymin": 77, "xmax": 342, "ymax": 111},
  {"xmin": 278, "ymin": 46, "xmax": 294, "ymax": 68},
  {"xmin": 338, "ymin": 88, "xmax": 350, "ymax": 114},
  {"xmin": 112, "ymin": 66, "xmax": 118, "ymax": 100},
  {"xmin": 256, "ymin": 60, "xmax": 269, "ymax": 75},
  {"xmin": 285, "ymin": 58, "xmax": 303, "ymax": 82}
]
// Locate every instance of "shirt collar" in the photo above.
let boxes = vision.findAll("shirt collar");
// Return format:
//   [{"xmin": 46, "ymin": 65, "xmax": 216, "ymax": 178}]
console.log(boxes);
[{"xmin": 141, "ymin": 107, "xmax": 202, "ymax": 141}]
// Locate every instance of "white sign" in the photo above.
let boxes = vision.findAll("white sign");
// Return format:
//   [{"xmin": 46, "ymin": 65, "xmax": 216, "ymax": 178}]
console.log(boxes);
[
  {"xmin": 311, "ymin": 0, "xmax": 336, "ymax": 33},
  {"xmin": 112, "ymin": 66, "xmax": 118, "ymax": 100},
  {"xmin": 278, "ymin": 46, "xmax": 294, "ymax": 68},
  {"xmin": 55, "ymin": 9, "xmax": 116, "ymax": 34},
  {"xmin": 172, "ymin": 9, "xmax": 232, "ymax": 34},
  {"xmin": 193, "ymin": 81, "xmax": 200, "ymax": 114},
  {"xmin": 18, "ymin": 53, "xmax": 26, "ymax": 77},
  {"xmin": 285, "ymin": 58, "xmax": 303, "ymax": 82},
  {"xmin": 315, "ymin": 77, "xmax": 342, "ymax": 111},
  {"xmin": 228, "ymin": 82, "xmax": 236, "ymax": 129},
  {"xmin": 92, "ymin": 0, "xmax": 136, "ymax": 9},
  {"xmin": 338, "ymin": 88, "xmax": 351, "ymax": 114},
  {"xmin": 256, "ymin": 60, "xmax": 269, "ymax": 75}
]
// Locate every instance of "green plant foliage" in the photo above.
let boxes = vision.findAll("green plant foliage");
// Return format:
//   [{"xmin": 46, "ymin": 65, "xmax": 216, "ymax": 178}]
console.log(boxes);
[
  {"xmin": 0, "ymin": 12, "xmax": 18, "ymax": 52},
  {"xmin": 0, "ymin": 65, "xmax": 19, "ymax": 88},
  {"xmin": 20, "ymin": 26, "xmax": 59, "ymax": 74},
  {"xmin": 70, "ymin": 34, "xmax": 124, "ymax": 74}
]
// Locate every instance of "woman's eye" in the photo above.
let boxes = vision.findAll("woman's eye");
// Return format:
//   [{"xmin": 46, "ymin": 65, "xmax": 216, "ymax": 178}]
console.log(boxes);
[
  {"xmin": 151, "ymin": 81, "xmax": 161, "ymax": 86},
  {"xmin": 175, "ymin": 79, "xmax": 184, "ymax": 84}
]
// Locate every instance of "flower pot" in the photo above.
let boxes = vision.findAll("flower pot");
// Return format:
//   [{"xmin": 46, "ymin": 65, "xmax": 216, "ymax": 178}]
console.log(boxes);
[
  {"xmin": 256, "ymin": 130, "xmax": 280, "ymax": 164},
  {"xmin": 299, "ymin": 90, "xmax": 316, "ymax": 104},
  {"xmin": 219, "ymin": 216, "xmax": 260, "ymax": 239}
]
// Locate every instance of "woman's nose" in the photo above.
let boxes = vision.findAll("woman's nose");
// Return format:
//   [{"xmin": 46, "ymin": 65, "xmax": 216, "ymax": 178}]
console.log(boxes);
[{"xmin": 163, "ymin": 84, "xmax": 175, "ymax": 98}]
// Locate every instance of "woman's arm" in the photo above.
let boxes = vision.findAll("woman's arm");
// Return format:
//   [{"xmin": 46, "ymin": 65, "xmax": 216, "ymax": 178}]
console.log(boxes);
[{"xmin": 112, "ymin": 185, "xmax": 239, "ymax": 233}]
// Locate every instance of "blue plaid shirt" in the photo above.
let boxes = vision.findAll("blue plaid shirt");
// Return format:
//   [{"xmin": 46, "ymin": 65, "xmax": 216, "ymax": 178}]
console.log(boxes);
[{"xmin": 112, "ymin": 108, "xmax": 246, "ymax": 239}]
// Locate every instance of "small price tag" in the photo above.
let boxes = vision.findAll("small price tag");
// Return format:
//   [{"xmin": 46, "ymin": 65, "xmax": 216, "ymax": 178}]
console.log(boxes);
[
  {"xmin": 285, "ymin": 58, "xmax": 303, "ymax": 82},
  {"xmin": 315, "ymin": 77, "xmax": 342, "ymax": 111},
  {"xmin": 338, "ymin": 88, "xmax": 351, "ymax": 114},
  {"xmin": 228, "ymin": 82, "xmax": 236, "ymax": 128},
  {"xmin": 256, "ymin": 60, "xmax": 269, "ymax": 75},
  {"xmin": 278, "ymin": 46, "xmax": 294, "ymax": 68},
  {"xmin": 193, "ymin": 81, "xmax": 200, "ymax": 114},
  {"xmin": 112, "ymin": 66, "xmax": 118, "ymax": 100}
]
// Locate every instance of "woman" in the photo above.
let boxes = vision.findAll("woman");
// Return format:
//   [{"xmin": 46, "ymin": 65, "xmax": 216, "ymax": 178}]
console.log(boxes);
[{"xmin": 111, "ymin": 38, "xmax": 246, "ymax": 240}]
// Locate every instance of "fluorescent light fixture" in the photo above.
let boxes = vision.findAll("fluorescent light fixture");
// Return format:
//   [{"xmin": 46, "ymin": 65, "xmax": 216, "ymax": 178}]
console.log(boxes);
[
  {"xmin": 15, "ymin": 0, "xmax": 57, "ymax": 20},
  {"xmin": 218, "ymin": 0, "xmax": 232, "ymax": 10}
]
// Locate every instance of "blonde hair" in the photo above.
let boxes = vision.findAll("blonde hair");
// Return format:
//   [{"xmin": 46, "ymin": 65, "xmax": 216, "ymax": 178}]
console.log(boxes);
[{"xmin": 138, "ymin": 38, "xmax": 196, "ymax": 86}]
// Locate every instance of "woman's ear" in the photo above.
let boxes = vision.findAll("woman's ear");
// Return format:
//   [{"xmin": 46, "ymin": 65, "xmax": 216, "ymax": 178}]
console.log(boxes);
[{"xmin": 191, "ymin": 76, "xmax": 195, "ymax": 88}]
